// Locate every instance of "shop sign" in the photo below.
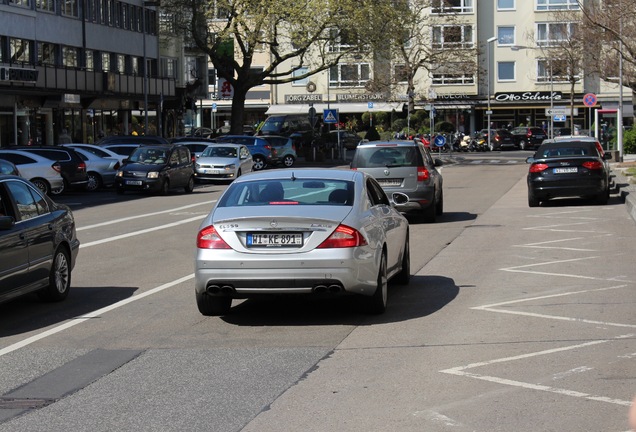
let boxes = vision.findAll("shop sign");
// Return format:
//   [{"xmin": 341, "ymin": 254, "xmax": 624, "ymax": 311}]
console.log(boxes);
[
  {"xmin": 285, "ymin": 94, "xmax": 323, "ymax": 104},
  {"xmin": 494, "ymin": 91, "xmax": 562, "ymax": 102},
  {"xmin": 336, "ymin": 93, "xmax": 386, "ymax": 102},
  {"xmin": 63, "ymin": 94, "xmax": 80, "ymax": 104},
  {"xmin": 0, "ymin": 66, "xmax": 39, "ymax": 83}
]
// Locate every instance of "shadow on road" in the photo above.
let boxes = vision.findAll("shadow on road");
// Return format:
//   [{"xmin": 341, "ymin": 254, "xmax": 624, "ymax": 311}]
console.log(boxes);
[
  {"xmin": 0, "ymin": 286, "xmax": 138, "ymax": 337},
  {"xmin": 219, "ymin": 275, "xmax": 459, "ymax": 326}
]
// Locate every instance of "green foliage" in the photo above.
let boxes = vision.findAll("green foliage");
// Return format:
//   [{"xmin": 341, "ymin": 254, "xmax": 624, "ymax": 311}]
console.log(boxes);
[
  {"xmin": 435, "ymin": 121, "xmax": 455, "ymax": 133},
  {"xmin": 391, "ymin": 118, "xmax": 407, "ymax": 132},
  {"xmin": 623, "ymin": 127, "xmax": 636, "ymax": 154},
  {"xmin": 374, "ymin": 112, "xmax": 389, "ymax": 129},
  {"xmin": 365, "ymin": 126, "xmax": 381, "ymax": 141}
]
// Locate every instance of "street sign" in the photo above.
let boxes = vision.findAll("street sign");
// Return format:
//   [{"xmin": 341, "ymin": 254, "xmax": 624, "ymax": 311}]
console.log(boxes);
[
  {"xmin": 368, "ymin": 102, "xmax": 374, "ymax": 109},
  {"xmin": 212, "ymin": 103, "xmax": 217, "ymax": 113},
  {"xmin": 434, "ymin": 135, "xmax": 446, "ymax": 147},
  {"xmin": 546, "ymin": 108, "xmax": 568, "ymax": 116},
  {"xmin": 485, "ymin": 110, "xmax": 493, "ymax": 115},
  {"xmin": 553, "ymin": 115, "xmax": 567, "ymax": 122},
  {"xmin": 323, "ymin": 109, "xmax": 338, "ymax": 124},
  {"xmin": 583, "ymin": 93, "xmax": 597, "ymax": 107}
]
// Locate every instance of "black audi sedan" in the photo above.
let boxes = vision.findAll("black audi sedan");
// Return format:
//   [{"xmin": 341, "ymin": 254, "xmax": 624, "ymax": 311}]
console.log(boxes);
[
  {"xmin": 0, "ymin": 175, "xmax": 80, "ymax": 304},
  {"xmin": 526, "ymin": 137, "xmax": 612, "ymax": 207}
]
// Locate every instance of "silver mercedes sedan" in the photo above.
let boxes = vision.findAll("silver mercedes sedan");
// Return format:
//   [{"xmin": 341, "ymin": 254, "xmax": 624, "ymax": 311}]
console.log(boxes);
[{"xmin": 194, "ymin": 168, "xmax": 410, "ymax": 316}]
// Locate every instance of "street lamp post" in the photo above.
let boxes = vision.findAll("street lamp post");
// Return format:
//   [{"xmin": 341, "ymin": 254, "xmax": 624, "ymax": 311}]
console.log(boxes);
[{"xmin": 486, "ymin": 36, "xmax": 497, "ymax": 151}]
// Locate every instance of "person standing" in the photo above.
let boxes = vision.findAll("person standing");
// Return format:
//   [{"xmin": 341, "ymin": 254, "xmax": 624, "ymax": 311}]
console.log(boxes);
[{"xmin": 58, "ymin": 128, "xmax": 72, "ymax": 144}]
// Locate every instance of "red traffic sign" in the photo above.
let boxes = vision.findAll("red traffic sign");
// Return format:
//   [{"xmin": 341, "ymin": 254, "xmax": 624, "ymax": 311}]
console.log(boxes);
[{"xmin": 583, "ymin": 93, "xmax": 597, "ymax": 107}]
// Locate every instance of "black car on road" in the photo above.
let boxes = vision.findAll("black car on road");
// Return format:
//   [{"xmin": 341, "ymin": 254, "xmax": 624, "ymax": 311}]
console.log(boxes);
[
  {"xmin": 0, "ymin": 175, "xmax": 80, "ymax": 304},
  {"xmin": 115, "ymin": 145, "xmax": 195, "ymax": 195},
  {"xmin": 511, "ymin": 126, "xmax": 547, "ymax": 150},
  {"xmin": 526, "ymin": 137, "xmax": 612, "ymax": 207}
]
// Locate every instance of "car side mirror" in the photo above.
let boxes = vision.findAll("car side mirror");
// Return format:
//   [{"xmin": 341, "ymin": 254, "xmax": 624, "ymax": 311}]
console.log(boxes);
[
  {"xmin": 434, "ymin": 158, "xmax": 443, "ymax": 167},
  {"xmin": 122, "ymin": 158, "xmax": 130, "ymax": 164},
  {"xmin": 603, "ymin": 153, "xmax": 612, "ymax": 161},
  {"xmin": 0, "ymin": 216, "xmax": 15, "ymax": 230},
  {"xmin": 526, "ymin": 157, "xmax": 535, "ymax": 164}
]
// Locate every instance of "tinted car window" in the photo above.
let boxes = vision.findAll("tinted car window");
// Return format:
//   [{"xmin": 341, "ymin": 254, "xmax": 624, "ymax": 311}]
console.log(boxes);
[
  {"xmin": 6, "ymin": 180, "xmax": 46, "ymax": 221},
  {"xmin": 353, "ymin": 146, "xmax": 421, "ymax": 168},
  {"xmin": 29, "ymin": 149, "xmax": 71, "ymax": 161},
  {"xmin": 178, "ymin": 148, "xmax": 190, "ymax": 164},
  {"xmin": 0, "ymin": 153, "xmax": 37, "ymax": 165}
]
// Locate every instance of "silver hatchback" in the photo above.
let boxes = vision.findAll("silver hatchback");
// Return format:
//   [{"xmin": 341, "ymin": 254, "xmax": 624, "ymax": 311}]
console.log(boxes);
[{"xmin": 351, "ymin": 141, "xmax": 444, "ymax": 222}]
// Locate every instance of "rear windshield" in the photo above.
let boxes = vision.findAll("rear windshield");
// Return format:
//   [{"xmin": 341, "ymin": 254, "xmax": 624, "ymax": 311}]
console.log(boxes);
[
  {"xmin": 352, "ymin": 146, "xmax": 421, "ymax": 168},
  {"xmin": 537, "ymin": 144, "xmax": 594, "ymax": 158},
  {"xmin": 218, "ymin": 179, "xmax": 354, "ymax": 207}
]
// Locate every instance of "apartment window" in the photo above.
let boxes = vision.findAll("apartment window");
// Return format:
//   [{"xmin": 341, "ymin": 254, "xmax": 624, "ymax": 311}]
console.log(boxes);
[
  {"xmin": 431, "ymin": 73, "xmax": 475, "ymax": 85},
  {"xmin": 85, "ymin": 50, "xmax": 94, "ymax": 70},
  {"xmin": 101, "ymin": 52, "xmax": 111, "ymax": 72},
  {"xmin": 38, "ymin": 42, "xmax": 56, "ymax": 65},
  {"xmin": 537, "ymin": 59, "xmax": 579, "ymax": 83},
  {"xmin": 536, "ymin": 22, "xmax": 577, "ymax": 46},
  {"xmin": 9, "ymin": 0, "xmax": 30, "ymax": 7},
  {"xmin": 432, "ymin": 0, "xmax": 474, "ymax": 14},
  {"xmin": 536, "ymin": 0, "xmax": 579, "ymax": 11},
  {"xmin": 114, "ymin": 2, "xmax": 120, "ymax": 27},
  {"xmin": 62, "ymin": 0, "xmax": 79, "ymax": 17},
  {"xmin": 62, "ymin": 46, "xmax": 78, "ymax": 67},
  {"xmin": 497, "ymin": 27, "xmax": 515, "ymax": 45},
  {"xmin": 10, "ymin": 38, "xmax": 31, "ymax": 64},
  {"xmin": 394, "ymin": 65, "xmax": 408, "ymax": 84},
  {"xmin": 328, "ymin": 28, "xmax": 360, "ymax": 53},
  {"xmin": 159, "ymin": 11, "xmax": 176, "ymax": 33},
  {"xmin": 116, "ymin": 54, "xmax": 125, "ymax": 73},
  {"xmin": 497, "ymin": 61, "xmax": 515, "ymax": 81},
  {"xmin": 121, "ymin": 3, "xmax": 129, "ymax": 30},
  {"xmin": 161, "ymin": 57, "xmax": 177, "ymax": 78},
  {"xmin": 432, "ymin": 25, "xmax": 474, "ymax": 49},
  {"xmin": 211, "ymin": 0, "xmax": 230, "ymax": 20},
  {"xmin": 37, "ymin": 0, "xmax": 55, "ymax": 12},
  {"xmin": 131, "ymin": 56, "xmax": 139, "ymax": 75},
  {"xmin": 497, "ymin": 0, "xmax": 515, "ymax": 9},
  {"xmin": 291, "ymin": 67, "xmax": 309, "ymax": 85},
  {"xmin": 329, "ymin": 63, "xmax": 370, "ymax": 88}
]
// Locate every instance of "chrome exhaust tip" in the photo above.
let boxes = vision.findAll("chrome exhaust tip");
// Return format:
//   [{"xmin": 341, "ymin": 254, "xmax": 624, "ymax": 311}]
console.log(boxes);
[{"xmin": 313, "ymin": 285, "xmax": 328, "ymax": 293}]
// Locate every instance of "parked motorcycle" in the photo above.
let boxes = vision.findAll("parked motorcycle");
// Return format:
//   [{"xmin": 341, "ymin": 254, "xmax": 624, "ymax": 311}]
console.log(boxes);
[
  {"xmin": 470, "ymin": 131, "xmax": 490, "ymax": 152},
  {"xmin": 452, "ymin": 132, "xmax": 473, "ymax": 152}
]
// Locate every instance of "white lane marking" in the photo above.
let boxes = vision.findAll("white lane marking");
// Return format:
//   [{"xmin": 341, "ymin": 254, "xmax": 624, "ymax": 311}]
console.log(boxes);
[
  {"xmin": 77, "ymin": 201, "xmax": 215, "ymax": 231},
  {"xmin": 552, "ymin": 366, "xmax": 593, "ymax": 381},
  {"xmin": 513, "ymin": 237, "xmax": 597, "ymax": 251},
  {"xmin": 524, "ymin": 222, "xmax": 602, "ymax": 233},
  {"xmin": 79, "ymin": 215, "xmax": 206, "ymax": 248},
  {"xmin": 440, "ymin": 334, "xmax": 634, "ymax": 407},
  {"xmin": 0, "ymin": 274, "xmax": 194, "ymax": 358}
]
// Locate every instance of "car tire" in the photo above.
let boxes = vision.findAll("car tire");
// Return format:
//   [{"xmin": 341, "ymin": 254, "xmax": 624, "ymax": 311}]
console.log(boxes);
[
  {"xmin": 31, "ymin": 178, "xmax": 50, "ymax": 196},
  {"xmin": 283, "ymin": 155, "xmax": 295, "ymax": 167},
  {"xmin": 252, "ymin": 155, "xmax": 266, "ymax": 171},
  {"xmin": 86, "ymin": 172, "xmax": 102, "ymax": 192},
  {"xmin": 50, "ymin": 179, "xmax": 66, "ymax": 196},
  {"xmin": 196, "ymin": 292, "xmax": 232, "ymax": 316},
  {"xmin": 422, "ymin": 191, "xmax": 437, "ymax": 223},
  {"xmin": 38, "ymin": 247, "xmax": 71, "ymax": 302},
  {"xmin": 160, "ymin": 179, "xmax": 169, "ymax": 196},
  {"xmin": 436, "ymin": 189, "xmax": 444, "ymax": 216},
  {"xmin": 365, "ymin": 252, "xmax": 387, "ymax": 314},
  {"xmin": 595, "ymin": 188, "xmax": 609, "ymax": 205},
  {"xmin": 528, "ymin": 189, "xmax": 540, "ymax": 207},
  {"xmin": 184, "ymin": 176, "xmax": 194, "ymax": 193},
  {"xmin": 236, "ymin": 169, "xmax": 242, "ymax": 179},
  {"xmin": 394, "ymin": 237, "xmax": 410, "ymax": 285}
]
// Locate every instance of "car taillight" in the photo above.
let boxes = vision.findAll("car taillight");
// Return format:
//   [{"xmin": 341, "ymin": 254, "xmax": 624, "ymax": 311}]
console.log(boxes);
[
  {"xmin": 264, "ymin": 144, "xmax": 272, "ymax": 150},
  {"xmin": 527, "ymin": 131, "xmax": 533, "ymax": 137},
  {"xmin": 78, "ymin": 161, "xmax": 87, "ymax": 172},
  {"xmin": 582, "ymin": 161, "xmax": 603, "ymax": 170},
  {"xmin": 292, "ymin": 144, "xmax": 296, "ymax": 152},
  {"xmin": 318, "ymin": 224, "xmax": 368, "ymax": 248},
  {"xmin": 529, "ymin": 163, "xmax": 549, "ymax": 173},
  {"xmin": 417, "ymin": 166, "xmax": 430, "ymax": 181},
  {"xmin": 197, "ymin": 225, "xmax": 231, "ymax": 249},
  {"xmin": 52, "ymin": 162, "xmax": 62, "ymax": 173}
]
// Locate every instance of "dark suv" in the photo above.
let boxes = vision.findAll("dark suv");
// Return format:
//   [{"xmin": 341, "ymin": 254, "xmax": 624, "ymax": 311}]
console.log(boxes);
[
  {"xmin": 13, "ymin": 146, "xmax": 88, "ymax": 193},
  {"xmin": 115, "ymin": 145, "xmax": 194, "ymax": 195},
  {"xmin": 351, "ymin": 141, "xmax": 444, "ymax": 223},
  {"xmin": 511, "ymin": 127, "xmax": 547, "ymax": 150}
]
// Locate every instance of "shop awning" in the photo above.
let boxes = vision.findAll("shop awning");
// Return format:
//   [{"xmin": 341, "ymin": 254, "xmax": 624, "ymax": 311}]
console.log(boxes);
[{"xmin": 265, "ymin": 102, "xmax": 404, "ymax": 115}]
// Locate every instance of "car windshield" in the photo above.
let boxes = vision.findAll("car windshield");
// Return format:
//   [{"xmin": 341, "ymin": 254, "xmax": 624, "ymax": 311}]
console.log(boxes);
[
  {"xmin": 353, "ymin": 146, "xmax": 418, "ymax": 168},
  {"xmin": 218, "ymin": 179, "xmax": 354, "ymax": 207},
  {"xmin": 259, "ymin": 116, "xmax": 286, "ymax": 134},
  {"xmin": 202, "ymin": 146, "xmax": 238, "ymax": 158},
  {"xmin": 129, "ymin": 148, "xmax": 168, "ymax": 164},
  {"xmin": 538, "ymin": 145, "xmax": 591, "ymax": 158}
]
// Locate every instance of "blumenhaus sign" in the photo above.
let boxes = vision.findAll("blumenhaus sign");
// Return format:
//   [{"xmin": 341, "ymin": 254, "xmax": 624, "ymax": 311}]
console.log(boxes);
[{"xmin": 494, "ymin": 91, "xmax": 562, "ymax": 102}]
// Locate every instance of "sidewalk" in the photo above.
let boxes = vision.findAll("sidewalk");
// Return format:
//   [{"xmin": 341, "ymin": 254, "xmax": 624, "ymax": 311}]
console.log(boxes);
[{"xmin": 611, "ymin": 154, "xmax": 636, "ymax": 224}]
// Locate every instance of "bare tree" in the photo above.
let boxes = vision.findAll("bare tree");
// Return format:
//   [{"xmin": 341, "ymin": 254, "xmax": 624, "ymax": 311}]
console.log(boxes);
[
  {"xmin": 360, "ymin": 0, "xmax": 478, "ymax": 114},
  {"xmin": 161, "ymin": 0, "xmax": 373, "ymax": 134}
]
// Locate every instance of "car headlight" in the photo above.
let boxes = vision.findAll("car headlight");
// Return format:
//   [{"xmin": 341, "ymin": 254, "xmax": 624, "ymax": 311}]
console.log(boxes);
[
  {"xmin": 225, "ymin": 164, "xmax": 236, "ymax": 171},
  {"xmin": 195, "ymin": 163, "xmax": 201, "ymax": 170},
  {"xmin": 116, "ymin": 170, "xmax": 123, "ymax": 177},
  {"xmin": 147, "ymin": 171, "xmax": 159, "ymax": 179}
]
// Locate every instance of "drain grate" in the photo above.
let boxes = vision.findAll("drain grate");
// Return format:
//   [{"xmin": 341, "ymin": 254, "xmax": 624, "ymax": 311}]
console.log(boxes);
[{"xmin": 0, "ymin": 398, "xmax": 53, "ymax": 409}]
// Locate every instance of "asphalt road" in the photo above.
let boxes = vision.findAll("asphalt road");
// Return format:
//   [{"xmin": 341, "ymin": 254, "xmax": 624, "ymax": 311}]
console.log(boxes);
[{"xmin": 0, "ymin": 152, "xmax": 634, "ymax": 432}]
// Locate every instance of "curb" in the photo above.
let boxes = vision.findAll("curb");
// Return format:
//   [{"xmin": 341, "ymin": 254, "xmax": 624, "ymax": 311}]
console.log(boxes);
[{"xmin": 610, "ymin": 165, "xmax": 636, "ymax": 224}]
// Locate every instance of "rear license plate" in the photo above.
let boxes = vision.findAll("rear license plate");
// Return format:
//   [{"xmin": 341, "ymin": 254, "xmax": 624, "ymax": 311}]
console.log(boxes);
[
  {"xmin": 553, "ymin": 167, "xmax": 577, "ymax": 174},
  {"xmin": 247, "ymin": 232, "xmax": 303, "ymax": 247},
  {"xmin": 378, "ymin": 179, "xmax": 402, "ymax": 186},
  {"xmin": 126, "ymin": 180, "xmax": 143, "ymax": 185}
]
